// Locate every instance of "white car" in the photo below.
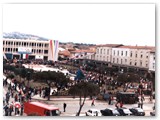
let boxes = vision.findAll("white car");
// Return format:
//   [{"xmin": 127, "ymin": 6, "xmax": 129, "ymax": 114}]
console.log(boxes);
[{"xmin": 86, "ymin": 109, "xmax": 102, "ymax": 116}]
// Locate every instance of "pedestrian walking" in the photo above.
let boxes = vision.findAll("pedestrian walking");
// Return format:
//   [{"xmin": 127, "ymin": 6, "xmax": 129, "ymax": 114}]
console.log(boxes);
[
  {"xmin": 4, "ymin": 104, "xmax": 9, "ymax": 116},
  {"xmin": 9, "ymin": 104, "xmax": 13, "ymax": 116},
  {"xmin": 120, "ymin": 101, "xmax": 123, "ymax": 108},
  {"xmin": 20, "ymin": 104, "xmax": 24, "ymax": 116},
  {"xmin": 16, "ymin": 110, "xmax": 20, "ymax": 116},
  {"xmin": 108, "ymin": 96, "xmax": 111, "ymax": 105},
  {"xmin": 15, "ymin": 94, "xmax": 18, "ymax": 102},
  {"xmin": 140, "ymin": 100, "xmax": 143, "ymax": 109},
  {"xmin": 91, "ymin": 98, "xmax": 95, "ymax": 106},
  {"xmin": 63, "ymin": 103, "xmax": 67, "ymax": 112}
]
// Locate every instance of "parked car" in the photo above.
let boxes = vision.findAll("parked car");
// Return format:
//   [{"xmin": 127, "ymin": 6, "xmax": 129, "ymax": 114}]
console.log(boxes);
[
  {"xmin": 116, "ymin": 107, "xmax": 133, "ymax": 116},
  {"xmin": 129, "ymin": 107, "xmax": 145, "ymax": 116},
  {"xmin": 101, "ymin": 108, "xmax": 120, "ymax": 116},
  {"xmin": 150, "ymin": 111, "xmax": 155, "ymax": 116},
  {"xmin": 85, "ymin": 109, "xmax": 102, "ymax": 116}
]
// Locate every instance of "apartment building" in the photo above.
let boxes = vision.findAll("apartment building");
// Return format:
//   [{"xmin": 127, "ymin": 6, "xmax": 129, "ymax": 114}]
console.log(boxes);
[
  {"xmin": 149, "ymin": 49, "xmax": 156, "ymax": 72},
  {"xmin": 94, "ymin": 44, "xmax": 123, "ymax": 62},
  {"xmin": 112, "ymin": 46, "xmax": 154, "ymax": 69},
  {"xmin": 3, "ymin": 38, "xmax": 59, "ymax": 61},
  {"xmin": 86, "ymin": 44, "xmax": 155, "ymax": 71}
]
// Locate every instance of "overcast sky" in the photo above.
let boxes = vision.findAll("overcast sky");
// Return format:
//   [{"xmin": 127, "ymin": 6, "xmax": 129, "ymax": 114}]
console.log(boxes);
[{"xmin": 3, "ymin": 4, "xmax": 155, "ymax": 46}]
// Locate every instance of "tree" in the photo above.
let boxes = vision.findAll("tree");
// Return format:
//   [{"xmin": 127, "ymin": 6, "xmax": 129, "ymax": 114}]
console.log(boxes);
[
  {"xmin": 33, "ymin": 71, "xmax": 70, "ymax": 100},
  {"xmin": 68, "ymin": 82, "xmax": 100, "ymax": 116}
]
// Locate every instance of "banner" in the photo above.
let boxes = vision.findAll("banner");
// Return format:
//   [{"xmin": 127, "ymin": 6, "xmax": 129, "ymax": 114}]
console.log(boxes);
[{"xmin": 18, "ymin": 47, "xmax": 32, "ymax": 54}]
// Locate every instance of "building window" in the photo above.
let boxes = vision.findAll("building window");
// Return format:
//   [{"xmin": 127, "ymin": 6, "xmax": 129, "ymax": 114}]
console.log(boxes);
[
  {"xmin": 146, "ymin": 56, "xmax": 148, "ymax": 59},
  {"xmin": 130, "ymin": 62, "xmax": 132, "ymax": 65},
  {"xmin": 130, "ymin": 52, "xmax": 132, "ymax": 57},
  {"xmin": 135, "ymin": 54, "xmax": 137, "ymax": 58},
  {"xmin": 16, "ymin": 42, "xmax": 18, "ymax": 45},
  {"xmin": 126, "ymin": 51, "xmax": 127, "ymax": 56},
  {"xmin": 125, "ymin": 59, "xmax": 127, "ymax": 63},
  {"xmin": 107, "ymin": 56, "xmax": 109, "ymax": 61},
  {"xmin": 8, "ymin": 42, "xmax": 10, "ymax": 45},
  {"xmin": 8, "ymin": 48, "xmax": 10, "ymax": 52},
  {"xmin": 10, "ymin": 42, "xmax": 13, "ymax": 45},
  {"xmin": 153, "ymin": 56, "xmax": 155, "ymax": 60},
  {"xmin": 121, "ymin": 51, "xmax": 123, "ymax": 56},
  {"xmin": 135, "ymin": 62, "xmax": 137, "ymax": 66},
  {"xmin": 140, "ymin": 61, "xmax": 142, "ymax": 66},
  {"xmin": 121, "ymin": 59, "xmax": 123, "ymax": 64},
  {"xmin": 107, "ymin": 49, "xmax": 109, "ymax": 55},
  {"xmin": 3, "ymin": 41, "xmax": 5, "ymax": 45},
  {"xmin": 117, "ymin": 58, "xmax": 119, "ymax": 63},
  {"xmin": 103, "ymin": 49, "xmax": 105, "ymax": 54},
  {"xmin": 45, "ymin": 44, "xmax": 48, "ymax": 47},
  {"xmin": 153, "ymin": 63, "xmax": 155, "ymax": 69},
  {"xmin": 100, "ymin": 49, "xmax": 102, "ymax": 54},
  {"xmin": 117, "ymin": 51, "xmax": 119, "ymax": 56},
  {"xmin": 19, "ymin": 42, "xmax": 21, "ymax": 45},
  {"xmin": 16, "ymin": 48, "xmax": 18, "ymax": 52},
  {"xmin": 113, "ymin": 58, "xmax": 115, "ymax": 63},
  {"xmin": 44, "ymin": 50, "xmax": 48, "ymax": 54},
  {"xmin": 146, "ymin": 64, "xmax": 148, "ymax": 67},
  {"xmin": 114, "ymin": 50, "xmax": 115, "ymax": 55},
  {"xmin": 141, "ymin": 55, "xmax": 143, "ymax": 58},
  {"xmin": 5, "ymin": 48, "xmax": 7, "ymax": 51},
  {"xmin": 24, "ymin": 42, "xmax": 26, "ymax": 46}
]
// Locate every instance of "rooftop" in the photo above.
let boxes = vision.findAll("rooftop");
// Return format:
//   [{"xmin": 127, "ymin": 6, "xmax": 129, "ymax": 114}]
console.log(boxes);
[
  {"xmin": 96, "ymin": 44, "xmax": 123, "ymax": 47},
  {"xmin": 119, "ymin": 45, "xmax": 155, "ymax": 50}
]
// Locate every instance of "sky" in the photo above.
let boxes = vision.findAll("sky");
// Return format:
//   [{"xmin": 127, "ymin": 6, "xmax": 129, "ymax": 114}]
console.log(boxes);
[{"xmin": 2, "ymin": 4, "xmax": 155, "ymax": 46}]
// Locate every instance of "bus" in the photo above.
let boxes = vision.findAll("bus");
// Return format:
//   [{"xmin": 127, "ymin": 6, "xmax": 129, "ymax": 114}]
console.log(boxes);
[{"xmin": 24, "ymin": 101, "xmax": 61, "ymax": 116}]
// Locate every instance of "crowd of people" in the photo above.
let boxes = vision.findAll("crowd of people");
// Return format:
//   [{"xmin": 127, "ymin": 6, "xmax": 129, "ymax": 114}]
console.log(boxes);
[{"xmin": 3, "ymin": 59, "xmax": 155, "ymax": 116}]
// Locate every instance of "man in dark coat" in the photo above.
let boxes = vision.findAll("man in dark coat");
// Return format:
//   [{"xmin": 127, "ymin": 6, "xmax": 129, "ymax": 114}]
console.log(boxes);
[{"xmin": 63, "ymin": 103, "xmax": 67, "ymax": 112}]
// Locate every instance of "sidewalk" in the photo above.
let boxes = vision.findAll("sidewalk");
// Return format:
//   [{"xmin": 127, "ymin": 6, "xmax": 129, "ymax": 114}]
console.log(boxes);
[{"xmin": 32, "ymin": 94, "xmax": 90, "ymax": 101}]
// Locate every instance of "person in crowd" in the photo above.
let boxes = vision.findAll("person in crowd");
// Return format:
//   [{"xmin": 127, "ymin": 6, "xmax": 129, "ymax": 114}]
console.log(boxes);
[
  {"xmin": 91, "ymin": 98, "xmax": 95, "ymax": 106},
  {"xmin": 120, "ymin": 101, "xmax": 123, "ymax": 108},
  {"xmin": 20, "ymin": 103, "xmax": 24, "ymax": 116},
  {"xmin": 15, "ymin": 110, "xmax": 20, "ymax": 116},
  {"xmin": 4, "ymin": 104, "xmax": 9, "ymax": 116},
  {"xmin": 63, "ymin": 103, "xmax": 67, "ymax": 112}
]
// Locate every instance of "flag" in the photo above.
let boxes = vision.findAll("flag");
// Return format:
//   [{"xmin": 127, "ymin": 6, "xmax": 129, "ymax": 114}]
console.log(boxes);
[{"xmin": 75, "ymin": 69, "xmax": 85, "ymax": 80}]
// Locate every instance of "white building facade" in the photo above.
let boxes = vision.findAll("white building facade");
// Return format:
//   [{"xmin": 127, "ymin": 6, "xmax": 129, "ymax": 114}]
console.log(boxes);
[
  {"xmin": 95, "ymin": 44, "xmax": 123, "ymax": 62},
  {"xmin": 87, "ymin": 44, "xmax": 155, "ymax": 71},
  {"xmin": 3, "ymin": 38, "xmax": 59, "ymax": 61},
  {"xmin": 149, "ymin": 50, "xmax": 155, "ymax": 72}
]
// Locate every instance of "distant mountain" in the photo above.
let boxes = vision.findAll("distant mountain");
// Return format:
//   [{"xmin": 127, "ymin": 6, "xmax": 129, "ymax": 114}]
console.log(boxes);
[{"xmin": 3, "ymin": 32, "xmax": 49, "ymax": 41}]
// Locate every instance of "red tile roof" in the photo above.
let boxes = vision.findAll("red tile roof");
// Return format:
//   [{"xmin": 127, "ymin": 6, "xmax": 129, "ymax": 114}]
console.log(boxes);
[
  {"xmin": 59, "ymin": 50, "xmax": 71, "ymax": 57},
  {"xmin": 118, "ymin": 45, "xmax": 155, "ymax": 50},
  {"xmin": 96, "ymin": 44, "xmax": 123, "ymax": 47},
  {"xmin": 70, "ymin": 49, "xmax": 95, "ymax": 53}
]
